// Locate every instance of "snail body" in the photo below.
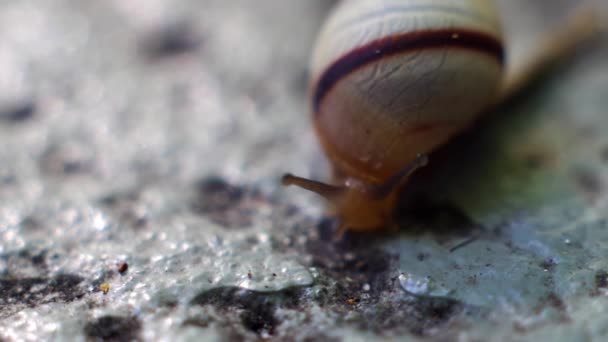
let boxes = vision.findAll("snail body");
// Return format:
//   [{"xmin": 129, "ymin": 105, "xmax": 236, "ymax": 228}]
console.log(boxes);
[{"xmin": 283, "ymin": 0, "xmax": 597, "ymax": 235}]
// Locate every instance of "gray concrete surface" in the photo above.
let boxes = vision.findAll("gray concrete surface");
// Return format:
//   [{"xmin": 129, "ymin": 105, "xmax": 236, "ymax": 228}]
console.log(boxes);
[{"xmin": 0, "ymin": 0, "xmax": 607, "ymax": 341}]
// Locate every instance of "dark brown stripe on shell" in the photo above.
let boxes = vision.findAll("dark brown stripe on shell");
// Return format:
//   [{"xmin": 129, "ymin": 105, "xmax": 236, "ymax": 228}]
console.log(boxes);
[{"xmin": 312, "ymin": 29, "xmax": 504, "ymax": 113}]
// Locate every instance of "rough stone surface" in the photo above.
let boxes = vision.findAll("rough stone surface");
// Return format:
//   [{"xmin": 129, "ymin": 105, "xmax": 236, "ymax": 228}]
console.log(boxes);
[{"xmin": 0, "ymin": 0, "xmax": 607, "ymax": 341}]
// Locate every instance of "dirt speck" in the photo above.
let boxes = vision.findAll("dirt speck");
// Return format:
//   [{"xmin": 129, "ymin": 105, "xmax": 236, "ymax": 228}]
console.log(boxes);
[
  {"xmin": 84, "ymin": 315, "xmax": 142, "ymax": 342},
  {"xmin": 192, "ymin": 176, "xmax": 272, "ymax": 228},
  {"xmin": 99, "ymin": 191, "xmax": 148, "ymax": 229},
  {"xmin": 595, "ymin": 270, "xmax": 608, "ymax": 289},
  {"xmin": 39, "ymin": 142, "xmax": 95, "ymax": 176},
  {"xmin": 140, "ymin": 21, "xmax": 201, "ymax": 60},
  {"xmin": 572, "ymin": 168, "xmax": 604, "ymax": 201},
  {"xmin": 540, "ymin": 258, "xmax": 556, "ymax": 272},
  {"xmin": 0, "ymin": 100, "xmax": 36, "ymax": 123}
]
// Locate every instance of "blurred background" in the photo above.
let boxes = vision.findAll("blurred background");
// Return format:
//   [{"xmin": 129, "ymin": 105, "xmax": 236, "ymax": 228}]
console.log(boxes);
[{"xmin": 0, "ymin": 1, "xmax": 607, "ymax": 340}]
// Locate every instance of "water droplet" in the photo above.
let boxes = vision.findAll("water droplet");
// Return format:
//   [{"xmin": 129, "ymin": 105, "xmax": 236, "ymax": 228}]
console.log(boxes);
[{"xmin": 398, "ymin": 273, "xmax": 430, "ymax": 295}]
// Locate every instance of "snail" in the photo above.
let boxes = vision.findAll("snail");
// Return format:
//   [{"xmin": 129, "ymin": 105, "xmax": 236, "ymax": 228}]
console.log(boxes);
[{"xmin": 282, "ymin": 0, "xmax": 599, "ymax": 236}]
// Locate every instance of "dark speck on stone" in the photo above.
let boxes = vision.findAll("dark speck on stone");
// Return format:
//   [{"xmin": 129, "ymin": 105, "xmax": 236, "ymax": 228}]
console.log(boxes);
[
  {"xmin": 546, "ymin": 292, "xmax": 566, "ymax": 312},
  {"xmin": 540, "ymin": 258, "xmax": 556, "ymax": 272},
  {"xmin": 595, "ymin": 270, "xmax": 608, "ymax": 289},
  {"xmin": 98, "ymin": 191, "xmax": 148, "ymax": 229},
  {"xmin": 141, "ymin": 21, "xmax": 201, "ymax": 59},
  {"xmin": 540, "ymin": 293, "xmax": 570, "ymax": 323},
  {"xmin": 84, "ymin": 315, "xmax": 142, "ymax": 342},
  {"xmin": 99, "ymin": 191, "xmax": 140, "ymax": 207},
  {"xmin": 39, "ymin": 143, "xmax": 94, "ymax": 176},
  {"xmin": 20, "ymin": 216, "xmax": 44, "ymax": 232},
  {"xmin": 0, "ymin": 100, "xmax": 36, "ymax": 123},
  {"xmin": 194, "ymin": 177, "xmax": 244, "ymax": 212},
  {"xmin": 572, "ymin": 167, "xmax": 604, "ymax": 200},
  {"xmin": 240, "ymin": 304, "xmax": 277, "ymax": 336},
  {"xmin": 192, "ymin": 176, "xmax": 266, "ymax": 228}
]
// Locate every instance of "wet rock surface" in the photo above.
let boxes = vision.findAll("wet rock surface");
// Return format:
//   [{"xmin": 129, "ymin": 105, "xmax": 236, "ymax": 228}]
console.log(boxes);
[{"xmin": 0, "ymin": 0, "xmax": 607, "ymax": 340}]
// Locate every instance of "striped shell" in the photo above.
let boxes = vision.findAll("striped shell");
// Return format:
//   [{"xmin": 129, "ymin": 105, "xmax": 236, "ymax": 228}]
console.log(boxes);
[{"xmin": 310, "ymin": 0, "xmax": 504, "ymax": 184}]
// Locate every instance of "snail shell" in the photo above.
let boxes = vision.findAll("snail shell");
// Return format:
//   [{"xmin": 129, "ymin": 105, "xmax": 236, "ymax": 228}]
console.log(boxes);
[
  {"xmin": 284, "ymin": 0, "xmax": 504, "ymax": 234},
  {"xmin": 311, "ymin": 0, "xmax": 504, "ymax": 183}
]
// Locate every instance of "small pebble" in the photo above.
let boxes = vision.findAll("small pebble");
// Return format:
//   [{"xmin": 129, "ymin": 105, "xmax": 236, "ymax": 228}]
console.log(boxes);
[
  {"xmin": 100, "ymin": 283, "xmax": 110, "ymax": 295},
  {"xmin": 118, "ymin": 262, "xmax": 129, "ymax": 274}
]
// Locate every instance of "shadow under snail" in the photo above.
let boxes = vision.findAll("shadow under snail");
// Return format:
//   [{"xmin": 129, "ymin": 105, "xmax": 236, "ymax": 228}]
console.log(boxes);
[{"xmin": 282, "ymin": 0, "xmax": 600, "ymax": 237}]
